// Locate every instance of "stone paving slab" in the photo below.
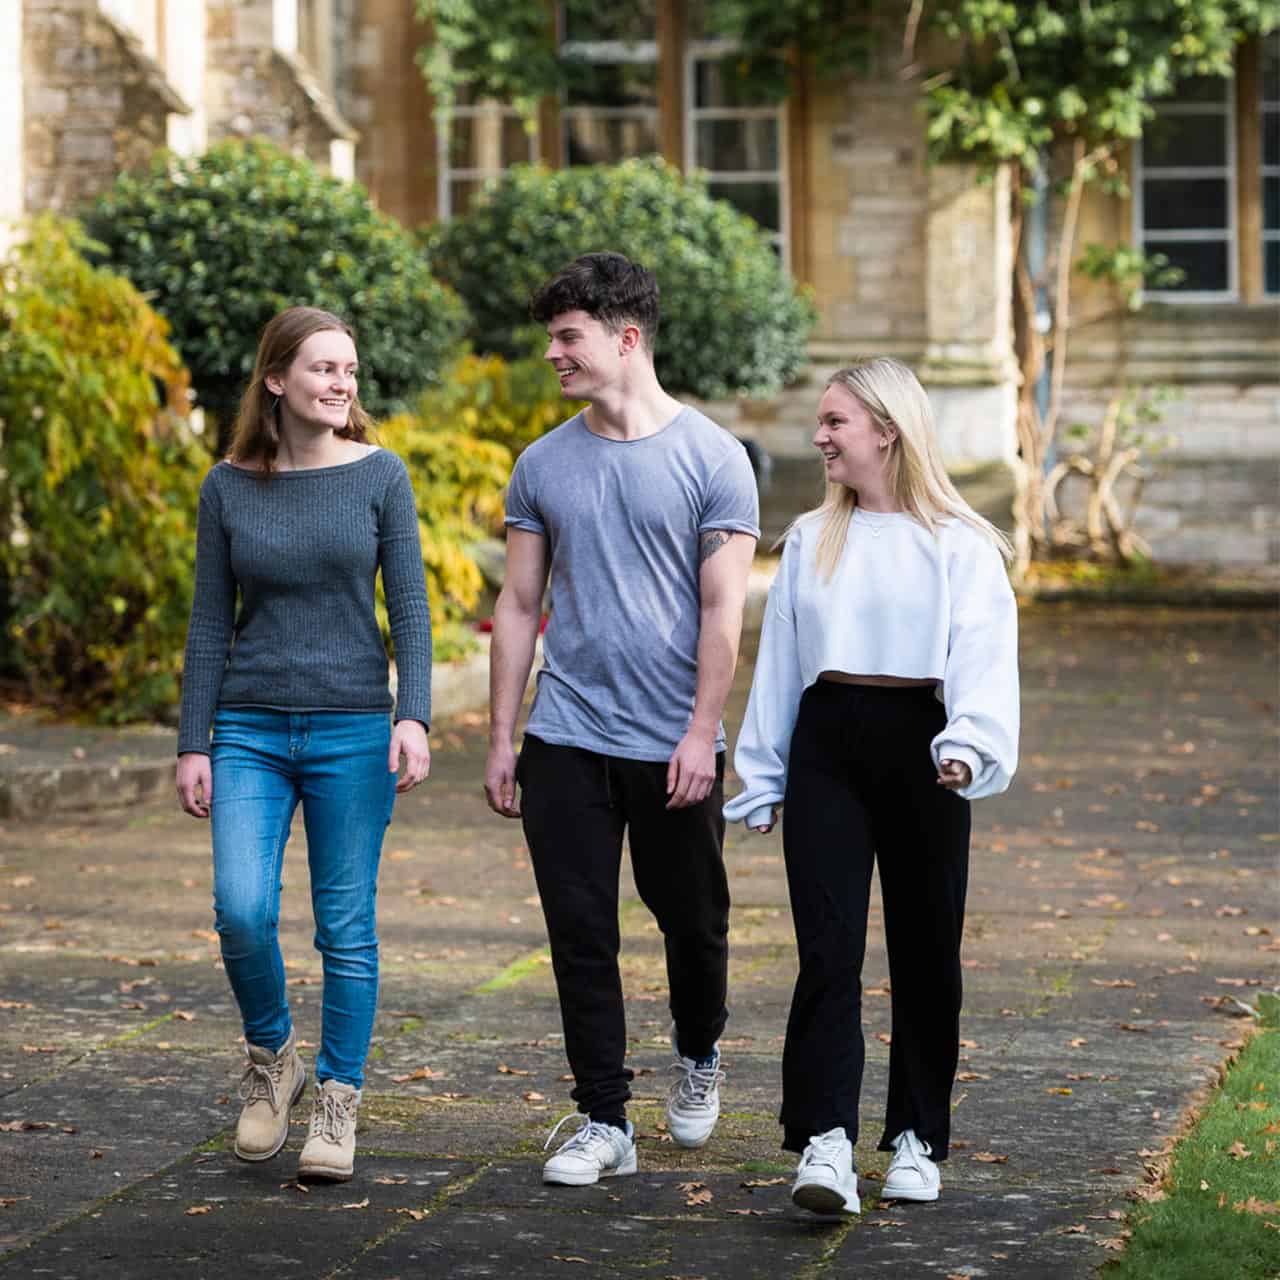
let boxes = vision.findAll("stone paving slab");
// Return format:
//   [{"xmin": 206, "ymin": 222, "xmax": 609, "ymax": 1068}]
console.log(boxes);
[{"xmin": 0, "ymin": 604, "xmax": 1275, "ymax": 1278}]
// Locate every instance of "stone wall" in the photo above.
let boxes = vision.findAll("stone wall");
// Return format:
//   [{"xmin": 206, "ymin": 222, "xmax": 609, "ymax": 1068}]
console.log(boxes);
[
  {"xmin": 1058, "ymin": 306, "xmax": 1280, "ymax": 565},
  {"xmin": 205, "ymin": 0, "xmax": 355, "ymax": 170},
  {"xmin": 22, "ymin": 0, "xmax": 189, "ymax": 212}
]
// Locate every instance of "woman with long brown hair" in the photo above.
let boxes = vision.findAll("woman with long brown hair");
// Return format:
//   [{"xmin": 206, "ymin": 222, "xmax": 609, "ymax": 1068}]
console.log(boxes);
[
  {"xmin": 726, "ymin": 357, "xmax": 1019, "ymax": 1215},
  {"xmin": 175, "ymin": 306, "xmax": 432, "ymax": 1181}
]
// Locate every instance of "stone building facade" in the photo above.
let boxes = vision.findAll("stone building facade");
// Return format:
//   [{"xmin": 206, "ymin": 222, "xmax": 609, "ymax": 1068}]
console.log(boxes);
[{"xmin": 6, "ymin": 2, "xmax": 1277, "ymax": 564}]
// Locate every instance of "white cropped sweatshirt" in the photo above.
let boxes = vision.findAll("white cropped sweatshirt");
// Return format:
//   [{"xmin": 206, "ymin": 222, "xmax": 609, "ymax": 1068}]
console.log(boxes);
[{"xmin": 724, "ymin": 508, "xmax": 1020, "ymax": 831}]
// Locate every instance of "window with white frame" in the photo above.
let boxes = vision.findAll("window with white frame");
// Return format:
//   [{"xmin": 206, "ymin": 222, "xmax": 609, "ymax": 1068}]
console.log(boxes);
[
  {"xmin": 686, "ymin": 42, "xmax": 787, "ymax": 260},
  {"xmin": 559, "ymin": 6, "xmax": 659, "ymax": 165},
  {"xmin": 435, "ymin": 89, "xmax": 541, "ymax": 220},
  {"xmin": 1264, "ymin": 32, "xmax": 1279, "ymax": 295},
  {"xmin": 1137, "ymin": 76, "xmax": 1236, "ymax": 299}
]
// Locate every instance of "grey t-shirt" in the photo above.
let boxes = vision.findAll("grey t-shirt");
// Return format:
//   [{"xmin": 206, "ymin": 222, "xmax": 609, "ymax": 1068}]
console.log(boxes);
[{"xmin": 505, "ymin": 406, "xmax": 760, "ymax": 761}]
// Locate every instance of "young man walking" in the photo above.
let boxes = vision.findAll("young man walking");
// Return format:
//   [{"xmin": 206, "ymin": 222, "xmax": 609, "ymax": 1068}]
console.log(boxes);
[{"xmin": 484, "ymin": 252, "xmax": 759, "ymax": 1186}]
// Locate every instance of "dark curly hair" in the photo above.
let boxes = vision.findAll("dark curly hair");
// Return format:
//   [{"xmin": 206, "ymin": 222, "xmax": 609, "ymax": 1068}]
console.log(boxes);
[{"xmin": 529, "ymin": 252, "xmax": 660, "ymax": 351}]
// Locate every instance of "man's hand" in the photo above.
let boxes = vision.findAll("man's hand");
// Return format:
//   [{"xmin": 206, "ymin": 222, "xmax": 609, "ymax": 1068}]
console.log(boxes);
[
  {"xmin": 666, "ymin": 728, "xmax": 717, "ymax": 809},
  {"xmin": 176, "ymin": 752, "xmax": 212, "ymax": 818},
  {"xmin": 390, "ymin": 720, "xmax": 431, "ymax": 793},
  {"xmin": 937, "ymin": 758, "xmax": 972, "ymax": 791},
  {"xmin": 485, "ymin": 741, "xmax": 521, "ymax": 817},
  {"xmin": 751, "ymin": 807, "xmax": 778, "ymax": 834}
]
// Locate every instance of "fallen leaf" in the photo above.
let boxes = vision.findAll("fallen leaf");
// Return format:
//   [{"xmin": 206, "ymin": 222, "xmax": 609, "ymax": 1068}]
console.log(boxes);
[
  {"xmin": 741, "ymin": 1177, "xmax": 787, "ymax": 1189},
  {"xmin": 956, "ymin": 1071, "xmax": 989, "ymax": 1081},
  {"xmin": 185, "ymin": 1205, "xmax": 212, "ymax": 1216},
  {"xmin": 497, "ymin": 1064, "xmax": 531, "ymax": 1076},
  {"xmin": 375, "ymin": 1176, "xmax": 408, "ymax": 1185},
  {"xmin": 726, "ymin": 1208, "xmax": 765, "ymax": 1216},
  {"xmin": 523, "ymin": 1091, "xmax": 546, "ymax": 1102},
  {"xmin": 173, "ymin": 1011, "xmax": 195, "ymax": 1022},
  {"xmin": 1227, "ymin": 1142, "xmax": 1251, "ymax": 1160},
  {"xmin": 390, "ymin": 1066, "xmax": 445, "ymax": 1083},
  {"xmin": 397, "ymin": 1208, "xmax": 428, "ymax": 1221},
  {"xmin": 0, "ymin": 1000, "xmax": 34, "ymax": 1011},
  {"xmin": 550, "ymin": 1256, "xmax": 591, "ymax": 1264},
  {"xmin": 1233, "ymin": 1198, "xmax": 1280, "ymax": 1216},
  {"xmin": 1091, "ymin": 978, "xmax": 1137, "ymax": 988},
  {"xmin": 1068, "ymin": 1038, "xmax": 1088, "ymax": 1048},
  {"xmin": 973, "ymin": 1151, "xmax": 1009, "ymax": 1163},
  {"xmin": 1046, "ymin": 1087, "xmax": 1073, "ymax": 1096}
]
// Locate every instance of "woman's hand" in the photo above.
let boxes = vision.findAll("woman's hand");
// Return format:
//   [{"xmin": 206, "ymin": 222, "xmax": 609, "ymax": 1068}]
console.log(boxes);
[
  {"xmin": 937, "ymin": 758, "xmax": 973, "ymax": 791},
  {"xmin": 390, "ymin": 719, "xmax": 431, "ymax": 793},
  {"xmin": 751, "ymin": 807, "xmax": 778, "ymax": 834},
  {"xmin": 176, "ymin": 753, "xmax": 212, "ymax": 818}
]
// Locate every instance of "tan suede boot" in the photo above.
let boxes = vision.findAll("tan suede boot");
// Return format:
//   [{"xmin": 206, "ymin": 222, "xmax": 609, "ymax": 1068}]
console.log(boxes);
[
  {"xmin": 234, "ymin": 1028, "xmax": 307, "ymax": 1162},
  {"xmin": 298, "ymin": 1080, "xmax": 361, "ymax": 1181}
]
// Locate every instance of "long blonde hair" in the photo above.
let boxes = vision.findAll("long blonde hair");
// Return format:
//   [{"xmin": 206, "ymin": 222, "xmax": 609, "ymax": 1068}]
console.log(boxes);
[
  {"xmin": 784, "ymin": 357, "xmax": 1013, "ymax": 578},
  {"xmin": 228, "ymin": 306, "xmax": 374, "ymax": 480}
]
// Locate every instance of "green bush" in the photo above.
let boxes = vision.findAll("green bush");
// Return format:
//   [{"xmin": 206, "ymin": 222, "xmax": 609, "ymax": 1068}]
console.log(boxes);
[
  {"xmin": 0, "ymin": 217, "xmax": 203, "ymax": 720},
  {"xmin": 82, "ymin": 139, "xmax": 469, "ymax": 433},
  {"xmin": 427, "ymin": 157, "xmax": 816, "ymax": 400},
  {"xmin": 376, "ymin": 411, "xmax": 512, "ymax": 660},
  {"xmin": 415, "ymin": 352, "xmax": 584, "ymax": 458}
]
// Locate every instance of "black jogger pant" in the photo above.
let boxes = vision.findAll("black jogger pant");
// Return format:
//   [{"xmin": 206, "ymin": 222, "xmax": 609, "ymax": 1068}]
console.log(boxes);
[
  {"xmin": 779, "ymin": 681, "xmax": 970, "ymax": 1160},
  {"xmin": 517, "ymin": 733, "xmax": 730, "ymax": 1122}
]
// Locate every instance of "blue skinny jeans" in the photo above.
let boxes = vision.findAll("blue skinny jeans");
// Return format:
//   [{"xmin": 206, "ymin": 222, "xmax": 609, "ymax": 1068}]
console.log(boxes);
[{"xmin": 210, "ymin": 708, "xmax": 396, "ymax": 1087}]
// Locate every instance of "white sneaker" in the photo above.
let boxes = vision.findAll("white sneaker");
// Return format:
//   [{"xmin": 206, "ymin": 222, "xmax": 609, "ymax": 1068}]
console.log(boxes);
[
  {"xmin": 881, "ymin": 1128, "xmax": 941, "ymax": 1202},
  {"xmin": 791, "ymin": 1127, "xmax": 860, "ymax": 1215},
  {"xmin": 542, "ymin": 1114, "xmax": 637, "ymax": 1186},
  {"xmin": 666, "ymin": 1033, "xmax": 724, "ymax": 1148}
]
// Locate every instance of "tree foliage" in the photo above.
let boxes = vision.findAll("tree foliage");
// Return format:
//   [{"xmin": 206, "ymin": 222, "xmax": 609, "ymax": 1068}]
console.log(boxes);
[
  {"xmin": 0, "ymin": 217, "xmax": 203, "ymax": 720},
  {"xmin": 428, "ymin": 158, "xmax": 816, "ymax": 400},
  {"xmin": 82, "ymin": 140, "xmax": 469, "ymax": 433}
]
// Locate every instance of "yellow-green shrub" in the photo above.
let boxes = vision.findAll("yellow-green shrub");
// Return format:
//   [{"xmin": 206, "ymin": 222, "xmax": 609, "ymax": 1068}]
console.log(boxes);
[
  {"xmin": 415, "ymin": 352, "xmax": 583, "ymax": 457},
  {"xmin": 0, "ymin": 218, "xmax": 202, "ymax": 720},
  {"xmin": 376, "ymin": 411, "xmax": 512, "ymax": 660}
]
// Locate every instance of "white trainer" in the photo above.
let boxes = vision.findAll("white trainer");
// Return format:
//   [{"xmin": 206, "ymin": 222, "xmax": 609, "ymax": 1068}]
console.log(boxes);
[
  {"xmin": 542, "ymin": 1114, "xmax": 637, "ymax": 1186},
  {"xmin": 666, "ymin": 1034, "xmax": 724, "ymax": 1148},
  {"xmin": 881, "ymin": 1128, "xmax": 941, "ymax": 1202},
  {"xmin": 791, "ymin": 1127, "xmax": 860, "ymax": 1215}
]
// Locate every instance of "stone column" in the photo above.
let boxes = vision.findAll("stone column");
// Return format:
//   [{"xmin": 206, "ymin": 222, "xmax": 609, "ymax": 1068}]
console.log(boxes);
[{"xmin": 919, "ymin": 161, "xmax": 1019, "ymax": 465}]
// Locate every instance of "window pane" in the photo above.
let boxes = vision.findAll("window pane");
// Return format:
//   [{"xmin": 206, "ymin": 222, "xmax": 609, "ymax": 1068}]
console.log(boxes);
[
  {"xmin": 565, "ymin": 113, "xmax": 658, "ymax": 164},
  {"xmin": 565, "ymin": 59, "xmax": 657, "ymax": 108},
  {"xmin": 1266, "ymin": 112, "xmax": 1280, "ymax": 168},
  {"xmin": 1143, "ymin": 178, "xmax": 1228, "ymax": 230},
  {"xmin": 1147, "ymin": 240, "xmax": 1229, "ymax": 292},
  {"xmin": 562, "ymin": 3, "xmax": 655, "ymax": 44},
  {"xmin": 1264, "ymin": 32, "xmax": 1280, "ymax": 101},
  {"xmin": 708, "ymin": 179, "xmax": 781, "ymax": 232},
  {"xmin": 1266, "ymin": 241, "xmax": 1280, "ymax": 295},
  {"xmin": 1154, "ymin": 75, "xmax": 1229, "ymax": 106},
  {"xmin": 696, "ymin": 118, "xmax": 779, "ymax": 172},
  {"xmin": 1266, "ymin": 176, "xmax": 1280, "ymax": 231},
  {"xmin": 1142, "ymin": 112, "xmax": 1228, "ymax": 168},
  {"xmin": 695, "ymin": 54, "xmax": 786, "ymax": 108},
  {"xmin": 450, "ymin": 179, "xmax": 489, "ymax": 216}
]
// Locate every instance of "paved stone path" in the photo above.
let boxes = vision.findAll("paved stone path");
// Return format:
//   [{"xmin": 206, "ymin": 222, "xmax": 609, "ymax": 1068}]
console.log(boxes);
[{"xmin": 0, "ymin": 605, "xmax": 1275, "ymax": 1278}]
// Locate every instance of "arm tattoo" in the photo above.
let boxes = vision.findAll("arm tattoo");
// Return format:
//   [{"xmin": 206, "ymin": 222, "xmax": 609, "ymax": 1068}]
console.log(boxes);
[{"xmin": 699, "ymin": 530, "xmax": 731, "ymax": 565}]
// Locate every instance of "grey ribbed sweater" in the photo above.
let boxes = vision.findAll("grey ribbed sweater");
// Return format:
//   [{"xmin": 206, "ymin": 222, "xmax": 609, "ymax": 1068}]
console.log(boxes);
[{"xmin": 177, "ymin": 450, "xmax": 432, "ymax": 755}]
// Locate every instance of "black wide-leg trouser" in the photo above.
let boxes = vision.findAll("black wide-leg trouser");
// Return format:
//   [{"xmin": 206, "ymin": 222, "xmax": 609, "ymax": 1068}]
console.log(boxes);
[
  {"xmin": 518, "ymin": 733, "xmax": 730, "ymax": 1123},
  {"xmin": 780, "ymin": 681, "xmax": 970, "ymax": 1160}
]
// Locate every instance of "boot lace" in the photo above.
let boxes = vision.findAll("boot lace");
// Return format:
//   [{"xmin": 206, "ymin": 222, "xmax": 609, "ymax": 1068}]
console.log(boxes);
[
  {"xmin": 310, "ymin": 1088, "xmax": 356, "ymax": 1145},
  {"xmin": 238, "ymin": 1055, "xmax": 286, "ymax": 1114}
]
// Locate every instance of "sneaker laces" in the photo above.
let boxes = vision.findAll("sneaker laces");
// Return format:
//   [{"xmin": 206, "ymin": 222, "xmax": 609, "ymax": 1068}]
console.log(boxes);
[
  {"xmin": 890, "ymin": 1130, "xmax": 932, "ymax": 1178},
  {"xmin": 310, "ymin": 1088, "xmax": 356, "ymax": 1145},
  {"xmin": 799, "ymin": 1128, "xmax": 848, "ymax": 1174},
  {"xmin": 543, "ymin": 1112, "xmax": 618, "ymax": 1155},
  {"xmin": 669, "ymin": 1057, "xmax": 725, "ymax": 1109},
  {"xmin": 238, "ymin": 1054, "xmax": 286, "ymax": 1114}
]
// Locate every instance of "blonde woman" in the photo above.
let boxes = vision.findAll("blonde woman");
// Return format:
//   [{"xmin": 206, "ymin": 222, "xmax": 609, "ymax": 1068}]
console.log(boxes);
[{"xmin": 725, "ymin": 358, "xmax": 1018, "ymax": 1216}]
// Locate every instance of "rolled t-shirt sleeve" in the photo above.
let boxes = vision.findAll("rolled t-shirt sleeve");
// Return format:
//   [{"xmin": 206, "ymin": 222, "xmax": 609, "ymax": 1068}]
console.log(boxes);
[
  {"xmin": 699, "ymin": 445, "xmax": 760, "ymax": 539},
  {"xmin": 504, "ymin": 452, "xmax": 545, "ymax": 535}
]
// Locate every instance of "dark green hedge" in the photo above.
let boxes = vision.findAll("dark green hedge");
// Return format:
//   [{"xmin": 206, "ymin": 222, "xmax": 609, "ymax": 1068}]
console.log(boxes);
[
  {"xmin": 83, "ymin": 139, "xmax": 469, "ymax": 430},
  {"xmin": 428, "ymin": 157, "xmax": 815, "ymax": 400}
]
